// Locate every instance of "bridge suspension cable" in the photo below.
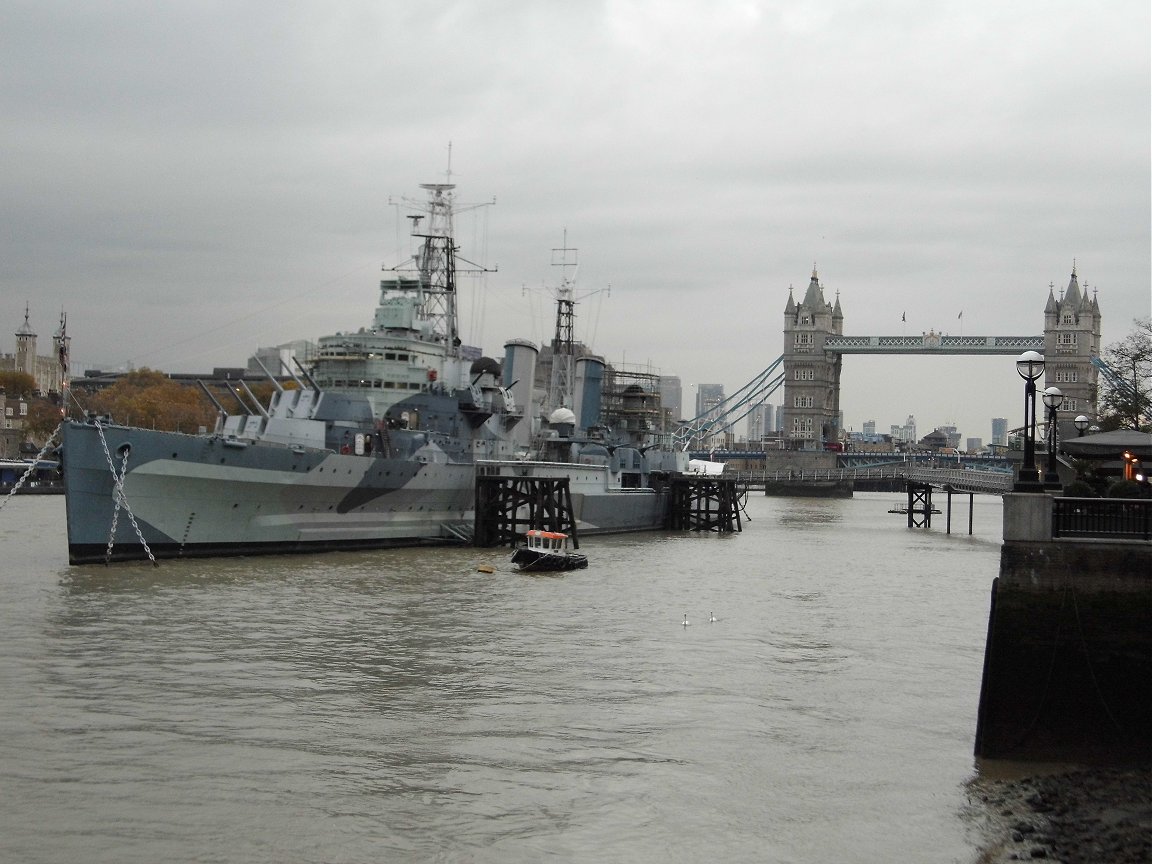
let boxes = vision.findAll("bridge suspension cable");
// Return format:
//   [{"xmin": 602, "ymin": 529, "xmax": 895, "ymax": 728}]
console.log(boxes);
[
  {"xmin": 672, "ymin": 356, "xmax": 786, "ymax": 451},
  {"xmin": 1091, "ymin": 354, "xmax": 1146, "ymax": 406}
]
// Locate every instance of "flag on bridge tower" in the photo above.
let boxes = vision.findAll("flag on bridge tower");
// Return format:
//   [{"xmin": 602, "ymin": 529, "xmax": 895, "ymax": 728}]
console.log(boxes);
[
  {"xmin": 958, "ymin": 310, "xmax": 963, "ymax": 319},
  {"xmin": 901, "ymin": 311, "xmax": 905, "ymax": 322}
]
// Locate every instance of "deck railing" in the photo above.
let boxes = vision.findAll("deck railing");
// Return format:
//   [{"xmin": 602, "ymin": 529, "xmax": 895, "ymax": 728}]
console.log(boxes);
[{"xmin": 1052, "ymin": 497, "xmax": 1152, "ymax": 542}]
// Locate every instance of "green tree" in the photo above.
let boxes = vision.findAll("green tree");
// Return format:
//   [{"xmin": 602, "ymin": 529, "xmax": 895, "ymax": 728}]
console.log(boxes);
[{"xmin": 1098, "ymin": 317, "xmax": 1151, "ymax": 431}]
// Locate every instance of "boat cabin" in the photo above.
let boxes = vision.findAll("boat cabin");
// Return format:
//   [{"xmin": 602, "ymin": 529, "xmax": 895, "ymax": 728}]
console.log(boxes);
[{"xmin": 524, "ymin": 530, "xmax": 570, "ymax": 552}]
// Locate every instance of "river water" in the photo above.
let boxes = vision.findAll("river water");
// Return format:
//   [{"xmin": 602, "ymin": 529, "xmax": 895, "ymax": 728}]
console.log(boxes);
[{"xmin": 1, "ymin": 492, "xmax": 1010, "ymax": 863}]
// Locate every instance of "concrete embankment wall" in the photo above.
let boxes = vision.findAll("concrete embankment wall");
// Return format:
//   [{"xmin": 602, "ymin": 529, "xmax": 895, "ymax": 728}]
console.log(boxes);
[
  {"xmin": 759, "ymin": 452, "xmax": 839, "ymax": 474},
  {"xmin": 761, "ymin": 480, "xmax": 853, "ymax": 498},
  {"xmin": 975, "ymin": 524, "xmax": 1152, "ymax": 763},
  {"xmin": 752, "ymin": 453, "xmax": 853, "ymax": 497}
]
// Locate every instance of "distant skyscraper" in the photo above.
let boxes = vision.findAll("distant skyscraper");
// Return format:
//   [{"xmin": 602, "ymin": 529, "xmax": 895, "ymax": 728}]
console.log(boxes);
[
  {"xmin": 696, "ymin": 383, "xmax": 724, "ymax": 419},
  {"xmin": 862, "ymin": 420, "xmax": 876, "ymax": 437},
  {"xmin": 692, "ymin": 383, "xmax": 725, "ymax": 449},
  {"xmin": 659, "ymin": 376, "xmax": 682, "ymax": 420},
  {"xmin": 966, "ymin": 437, "xmax": 983, "ymax": 452},
  {"xmin": 747, "ymin": 402, "xmax": 774, "ymax": 441},
  {"xmin": 991, "ymin": 417, "xmax": 1008, "ymax": 446}
]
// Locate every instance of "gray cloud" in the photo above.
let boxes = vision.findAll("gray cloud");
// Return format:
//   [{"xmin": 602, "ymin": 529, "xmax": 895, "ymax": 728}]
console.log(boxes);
[{"xmin": 2, "ymin": 0, "xmax": 1148, "ymax": 441}]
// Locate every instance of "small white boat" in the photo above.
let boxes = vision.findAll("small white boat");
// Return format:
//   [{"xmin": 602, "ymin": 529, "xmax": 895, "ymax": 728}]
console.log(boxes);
[{"xmin": 510, "ymin": 530, "xmax": 588, "ymax": 572}]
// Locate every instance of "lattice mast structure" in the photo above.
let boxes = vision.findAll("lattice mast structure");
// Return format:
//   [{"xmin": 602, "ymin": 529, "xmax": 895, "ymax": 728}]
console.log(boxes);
[
  {"xmin": 390, "ymin": 180, "xmax": 494, "ymax": 359},
  {"xmin": 544, "ymin": 232, "xmax": 609, "ymax": 412}
]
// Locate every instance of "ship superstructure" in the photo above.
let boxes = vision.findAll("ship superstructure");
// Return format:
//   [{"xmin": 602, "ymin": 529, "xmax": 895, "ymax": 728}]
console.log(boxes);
[
  {"xmin": 309, "ymin": 183, "xmax": 492, "ymax": 419},
  {"xmin": 61, "ymin": 181, "xmax": 684, "ymax": 564}
]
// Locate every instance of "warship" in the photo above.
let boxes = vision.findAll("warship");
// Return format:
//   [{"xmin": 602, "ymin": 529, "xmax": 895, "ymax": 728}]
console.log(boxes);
[{"xmin": 61, "ymin": 182, "xmax": 685, "ymax": 564}]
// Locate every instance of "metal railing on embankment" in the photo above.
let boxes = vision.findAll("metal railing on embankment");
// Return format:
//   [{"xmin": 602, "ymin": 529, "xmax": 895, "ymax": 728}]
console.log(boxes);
[{"xmin": 1052, "ymin": 497, "xmax": 1152, "ymax": 542}]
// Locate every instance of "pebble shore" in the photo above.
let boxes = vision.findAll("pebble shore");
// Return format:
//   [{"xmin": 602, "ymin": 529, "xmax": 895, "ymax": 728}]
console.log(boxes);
[{"xmin": 970, "ymin": 766, "xmax": 1151, "ymax": 863}]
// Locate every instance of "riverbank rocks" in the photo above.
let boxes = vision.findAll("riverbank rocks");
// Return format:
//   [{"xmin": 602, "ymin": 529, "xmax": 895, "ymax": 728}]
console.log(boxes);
[{"xmin": 971, "ymin": 766, "xmax": 1151, "ymax": 863}]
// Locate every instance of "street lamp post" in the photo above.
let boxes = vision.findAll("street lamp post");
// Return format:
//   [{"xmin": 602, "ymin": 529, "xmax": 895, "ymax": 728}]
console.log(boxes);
[
  {"xmin": 1074, "ymin": 414, "xmax": 1090, "ymax": 437},
  {"xmin": 1014, "ymin": 350, "xmax": 1045, "ymax": 491},
  {"xmin": 1042, "ymin": 386, "xmax": 1063, "ymax": 489}
]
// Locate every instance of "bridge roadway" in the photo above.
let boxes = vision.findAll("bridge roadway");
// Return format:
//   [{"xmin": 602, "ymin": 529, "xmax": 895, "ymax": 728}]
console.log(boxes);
[
  {"xmin": 727, "ymin": 464, "xmax": 1014, "ymax": 495},
  {"xmin": 823, "ymin": 334, "xmax": 1044, "ymax": 355}
]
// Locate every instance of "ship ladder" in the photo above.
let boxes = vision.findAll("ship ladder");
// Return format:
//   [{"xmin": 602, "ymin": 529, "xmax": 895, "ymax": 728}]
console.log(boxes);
[{"xmin": 441, "ymin": 522, "xmax": 475, "ymax": 543}]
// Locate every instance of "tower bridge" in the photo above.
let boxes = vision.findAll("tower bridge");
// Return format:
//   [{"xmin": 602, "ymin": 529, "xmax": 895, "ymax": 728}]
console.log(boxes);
[
  {"xmin": 780, "ymin": 264, "xmax": 1101, "ymax": 449},
  {"xmin": 674, "ymin": 265, "xmax": 1101, "ymax": 453}
]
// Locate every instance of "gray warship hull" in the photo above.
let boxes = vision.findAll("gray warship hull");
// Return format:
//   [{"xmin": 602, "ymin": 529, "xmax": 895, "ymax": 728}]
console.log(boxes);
[{"xmin": 62, "ymin": 420, "xmax": 669, "ymax": 564}]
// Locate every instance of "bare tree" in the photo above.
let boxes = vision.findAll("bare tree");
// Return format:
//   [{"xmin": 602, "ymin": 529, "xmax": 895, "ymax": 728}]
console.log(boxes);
[{"xmin": 1099, "ymin": 317, "xmax": 1152, "ymax": 431}]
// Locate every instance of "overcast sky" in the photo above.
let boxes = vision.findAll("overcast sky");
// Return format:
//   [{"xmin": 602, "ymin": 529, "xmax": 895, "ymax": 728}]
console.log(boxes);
[{"xmin": 2, "ymin": 1, "xmax": 1149, "ymax": 441}]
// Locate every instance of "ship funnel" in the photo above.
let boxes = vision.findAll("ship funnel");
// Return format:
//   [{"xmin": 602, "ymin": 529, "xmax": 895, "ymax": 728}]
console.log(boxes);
[
  {"xmin": 574, "ymin": 356, "xmax": 604, "ymax": 432},
  {"xmin": 503, "ymin": 339, "xmax": 538, "ymax": 449}
]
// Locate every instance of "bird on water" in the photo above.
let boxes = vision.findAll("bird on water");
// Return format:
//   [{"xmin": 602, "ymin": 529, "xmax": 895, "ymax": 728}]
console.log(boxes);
[{"xmin": 682, "ymin": 613, "xmax": 690, "ymax": 627}]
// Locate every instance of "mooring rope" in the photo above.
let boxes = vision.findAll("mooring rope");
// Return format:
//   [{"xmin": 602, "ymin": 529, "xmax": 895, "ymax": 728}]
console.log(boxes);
[
  {"xmin": 0, "ymin": 421, "xmax": 63, "ymax": 512},
  {"xmin": 93, "ymin": 418, "xmax": 158, "ymax": 567}
]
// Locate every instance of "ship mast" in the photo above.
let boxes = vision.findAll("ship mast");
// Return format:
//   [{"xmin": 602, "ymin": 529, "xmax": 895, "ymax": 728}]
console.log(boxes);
[
  {"xmin": 412, "ymin": 183, "xmax": 459, "ymax": 352},
  {"xmin": 544, "ymin": 232, "xmax": 610, "ymax": 412},
  {"xmin": 390, "ymin": 179, "xmax": 495, "ymax": 357},
  {"xmin": 548, "ymin": 232, "xmax": 579, "ymax": 410}
]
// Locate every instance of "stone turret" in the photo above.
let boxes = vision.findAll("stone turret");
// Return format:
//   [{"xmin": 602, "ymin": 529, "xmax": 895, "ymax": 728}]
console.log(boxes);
[
  {"xmin": 1042, "ymin": 263, "xmax": 1100, "ymax": 422},
  {"xmin": 781, "ymin": 266, "xmax": 843, "ymax": 449},
  {"xmin": 14, "ymin": 305, "xmax": 36, "ymax": 377}
]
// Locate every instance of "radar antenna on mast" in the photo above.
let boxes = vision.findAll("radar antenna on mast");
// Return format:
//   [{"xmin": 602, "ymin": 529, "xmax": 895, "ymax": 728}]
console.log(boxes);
[
  {"xmin": 385, "ymin": 180, "xmax": 496, "ymax": 356},
  {"xmin": 533, "ymin": 230, "xmax": 610, "ymax": 411}
]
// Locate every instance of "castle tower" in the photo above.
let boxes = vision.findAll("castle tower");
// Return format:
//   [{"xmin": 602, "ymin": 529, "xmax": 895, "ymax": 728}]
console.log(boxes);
[
  {"xmin": 782, "ymin": 267, "xmax": 843, "ymax": 449},
  {"xmin": 1042, "ymin": 264, "xmax": 1100, "ymax": 421},
  {"xmin": 14, "ymin": 304, "xmax": 36, "ymax": 376}
]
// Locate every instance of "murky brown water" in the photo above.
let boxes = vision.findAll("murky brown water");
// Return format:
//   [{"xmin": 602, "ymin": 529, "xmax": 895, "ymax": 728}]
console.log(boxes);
[{"xmin": 1, "ymin": 492, "xmax": 1008, "ymax": 862}]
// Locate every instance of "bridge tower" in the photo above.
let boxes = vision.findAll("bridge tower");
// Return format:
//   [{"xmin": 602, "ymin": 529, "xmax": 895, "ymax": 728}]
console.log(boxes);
[
  {"xmin": 782, "ymin": 267, "xmax": 843, "ymax": 449},
  {"xmin": 1043, "ymin": 264, "xmax": 1100, "ymax": 422}
]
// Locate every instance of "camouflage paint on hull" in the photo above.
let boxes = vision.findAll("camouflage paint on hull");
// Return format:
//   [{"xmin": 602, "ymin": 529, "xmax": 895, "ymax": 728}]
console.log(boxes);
[{"xmin": 62, "ymin": 421, "xmax": 669, "ymax": 564}]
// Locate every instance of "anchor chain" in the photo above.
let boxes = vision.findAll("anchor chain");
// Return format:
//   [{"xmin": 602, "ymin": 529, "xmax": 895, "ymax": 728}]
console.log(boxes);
[
  {"xmin": 94, "ymin": 418, "xmax": 158, "ymax": 566},
  {"xmin": 0, "ymin": 422, "xmax": 63, "ymax": 511}
]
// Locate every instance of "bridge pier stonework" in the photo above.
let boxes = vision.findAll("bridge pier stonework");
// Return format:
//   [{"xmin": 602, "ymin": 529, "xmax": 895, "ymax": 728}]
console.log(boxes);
[{"xmin": 780, "ymin": 265, "xmax": 1100, "ymax": 452}]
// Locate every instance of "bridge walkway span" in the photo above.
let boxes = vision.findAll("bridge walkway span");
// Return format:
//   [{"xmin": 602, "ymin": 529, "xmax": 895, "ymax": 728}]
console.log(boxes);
[{"xmin": 727, "ymin": 465, "xmax": 1014, "ymax": 496}]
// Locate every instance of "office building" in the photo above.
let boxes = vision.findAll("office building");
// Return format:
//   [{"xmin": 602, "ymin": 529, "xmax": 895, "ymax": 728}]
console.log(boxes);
[{"xmin": 991, "ymin": 417, "xmax": 1008, "ymax": 447}]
